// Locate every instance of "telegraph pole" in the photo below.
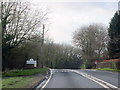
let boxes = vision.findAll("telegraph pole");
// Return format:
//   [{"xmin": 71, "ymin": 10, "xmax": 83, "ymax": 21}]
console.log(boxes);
[
  {"xmin": 40, "ymin": 24, "xmax": 45, "ymax": 68},
  {"xmin": 41, "ymin": 24, "xmax": 45, "ymax": 47}
]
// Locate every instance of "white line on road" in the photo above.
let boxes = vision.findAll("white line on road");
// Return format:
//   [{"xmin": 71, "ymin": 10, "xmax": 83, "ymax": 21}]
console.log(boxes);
[
  {"xmin": 73, "ymin": 70, "xmax": 120, "ymax": 89},
  {"xmin": 37, "ymin": 69, "xmax": 119, "ymax": 89},
  {"xmin": 41, "ymin": 69, "xmax": 52, "ymax": 89},
  {"xmin": 36, "ymin": 69, "xmax": 53, "ymax": 89},
  {"xmin": 36, "ymin": 80, "xmax": 46, "ymax": 88},
  {"xmin": 74, "ymin": 71, "xmax": 109, "ymax": 88}
]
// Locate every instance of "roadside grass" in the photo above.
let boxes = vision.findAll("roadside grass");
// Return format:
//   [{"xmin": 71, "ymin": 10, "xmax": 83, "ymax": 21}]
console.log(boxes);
[
  {"xmin": 2, "ymin": 77, "xmax": 33, "ymax": 88},
  {"xmin": 97, "ymin": 68, "xmax": 120, "ymax": 72},
  {"xmin": 0, "ymin": 78, "xmax": 2, "ymax": 89},
  {"xmin": 0, "ymin": 71, "xmax": 2, "ymax": 89},
  {"xmin": 2, "ymin": 67, "xmax": 49, "ymax": 88},
  {"xmin": 2, "ymin": 67, "xmax": 48, "ymax": 77}
]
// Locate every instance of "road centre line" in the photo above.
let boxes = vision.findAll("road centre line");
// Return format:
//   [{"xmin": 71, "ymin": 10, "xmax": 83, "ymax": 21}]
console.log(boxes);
[{"xmin": 73, "ymin": 70, "xmax": 120, "ymax": 90}]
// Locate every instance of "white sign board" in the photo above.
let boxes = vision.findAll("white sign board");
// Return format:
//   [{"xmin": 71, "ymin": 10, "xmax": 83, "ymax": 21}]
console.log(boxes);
[{"xmin": 26, "ymin": 58, "xmax": 37, "ymax": 67}]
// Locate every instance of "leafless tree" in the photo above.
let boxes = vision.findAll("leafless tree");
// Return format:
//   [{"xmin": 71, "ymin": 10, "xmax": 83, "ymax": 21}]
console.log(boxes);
[
  {"xmin": 1, "ymin": 1, "xmax": 47, "ymax": 69},
  {"xmin": 1, "ymin": 1, "xmax": 47, "ymax": 49},
  {"xmin": 73, "ymin": 24, "xmax": 109, "ymax": 68}
]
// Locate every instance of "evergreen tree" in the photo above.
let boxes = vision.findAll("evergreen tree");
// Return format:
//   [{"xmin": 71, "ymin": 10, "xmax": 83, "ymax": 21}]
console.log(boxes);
[{"xmin": 108, "ymin": 11, "xmax": 120, "ymax": 59}]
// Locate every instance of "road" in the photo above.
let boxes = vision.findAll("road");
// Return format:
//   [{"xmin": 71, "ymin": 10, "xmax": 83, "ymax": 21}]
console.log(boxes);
[
  {"xmin": 78, "ymin": 69, "xmax": 119, "ymax": 88},
  {"xmin": 37, "ymin": 69, "xmax": 119, "ymax": 89}
]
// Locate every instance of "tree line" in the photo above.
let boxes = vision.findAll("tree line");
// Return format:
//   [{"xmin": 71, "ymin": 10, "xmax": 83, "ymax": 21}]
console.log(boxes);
[
  {"xmin": 73, "ymin": 11, "xmax": 120, "ymax": 68},
  {"xmin": 1, "ymin": 1, "xmax": 82, "ymax": 70},
  {"xmin": 1, "ymin": 1, "xmax": 120, "ymax": 70},
  {"xmin": 1, "ymin": 1, "xmax": 47, "ymax": 70}
]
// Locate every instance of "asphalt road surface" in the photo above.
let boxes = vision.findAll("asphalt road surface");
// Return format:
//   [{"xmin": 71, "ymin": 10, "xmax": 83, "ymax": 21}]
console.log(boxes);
[
  {"xmin": 36, "ymin": 69, "xmax": 119, "ymax": 89},
  {"xmin": 36, "ymin": 69, "xmax": 120, "ymax": 89},
  {"xmin": 78, "ymin": 69, "xmax": 120, "ymax": 88},
  {"xmin": 45, "ymin": 69, "xmax": 103, "ymax": 88}
]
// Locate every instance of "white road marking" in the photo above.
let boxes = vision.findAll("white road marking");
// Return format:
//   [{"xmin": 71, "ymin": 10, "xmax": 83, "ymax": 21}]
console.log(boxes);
[
  {"xmin": 37, "ymin": 69, "xmax": 119, "ymax": 89},
  {"xmin": 41, "ymin": 69, "xmax": 53, "ymax": 89},
  {"xmin": 36, "ymin": 80, "xmax": 46, "ymax": 88},
  {"xmin": 73, "ymin": 70, "xmax": 120, "ymax": 89},
  {"xmin": 74, "ymin": 71, "xmax": 109, "ymax": 88}
]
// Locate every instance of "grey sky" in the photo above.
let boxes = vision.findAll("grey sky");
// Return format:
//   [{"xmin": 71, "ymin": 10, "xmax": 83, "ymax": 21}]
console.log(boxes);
[{"xmin": 30, "ymin": 1, "xmax": 118, "ymax": 45}]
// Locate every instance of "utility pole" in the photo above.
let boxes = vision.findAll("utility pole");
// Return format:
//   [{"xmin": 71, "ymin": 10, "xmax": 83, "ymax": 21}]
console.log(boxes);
[
  {"xmin": 41, "ymin": 24, "xmax": 45, "ymax": 47},
  {"xmin": 40, "ymin": 24, "xmax": 45, "ymax": 68}
]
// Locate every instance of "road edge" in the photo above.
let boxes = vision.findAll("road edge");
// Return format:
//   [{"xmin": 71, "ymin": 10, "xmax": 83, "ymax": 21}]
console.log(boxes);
[
  {"xmin": 33, "ymin": 69, "xmax": 51, "ymax": 89},
  {"xmin": 35, "ymin": 69, "xmax": 52, "ymax": 89}
]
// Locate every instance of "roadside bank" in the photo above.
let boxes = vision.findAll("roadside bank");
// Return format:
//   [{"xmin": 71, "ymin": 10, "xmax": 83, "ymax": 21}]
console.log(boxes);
[{"xmin": 2, "ymin": 68, "xmax": 50, "ymax": 88}]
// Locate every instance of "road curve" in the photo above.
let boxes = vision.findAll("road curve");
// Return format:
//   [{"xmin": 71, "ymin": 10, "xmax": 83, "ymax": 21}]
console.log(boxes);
[{"xmin": 43, "ymin": 69, "xmax": 104, "ymax": 88}]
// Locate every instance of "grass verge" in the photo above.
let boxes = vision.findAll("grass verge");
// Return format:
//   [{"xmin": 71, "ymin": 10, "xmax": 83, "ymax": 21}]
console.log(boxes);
[
  {"xmin": 97, "ymin": 68, "xmax": 120, "ymax": 72},
  {"xmin": 2, "ymin": 77, "xmax": 33, "ymax": 88},
  {"xmin": 2, "ymin": 67, "xmax": 48, "ymax": 77},
  {"xmin": 0, "ymin": 78, "xmax": 2, "ymax": 89},
  {"xmin": 2, "ymin": 67, "xmax": 49, "ymax": 88}
]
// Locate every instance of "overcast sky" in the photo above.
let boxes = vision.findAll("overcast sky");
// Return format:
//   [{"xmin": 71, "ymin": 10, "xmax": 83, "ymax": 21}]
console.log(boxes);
[{"xmin": 30, "ymin": 1, "xmax": 119, "ymax": 45}]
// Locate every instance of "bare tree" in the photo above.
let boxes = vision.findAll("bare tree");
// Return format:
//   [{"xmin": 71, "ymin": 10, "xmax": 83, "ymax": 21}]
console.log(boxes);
[
  {"xmin": 1, "ymin": 1, "xmax": 47, "ymax": 49},
  {"xmin": 73, "ymin": 24, "xmax": 108, "ymax": 68},
  {"xmin": 1, "ymin": 1, "xmax": 47, "ymax": 69}
]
